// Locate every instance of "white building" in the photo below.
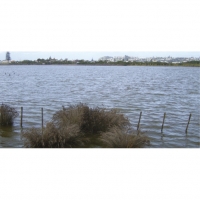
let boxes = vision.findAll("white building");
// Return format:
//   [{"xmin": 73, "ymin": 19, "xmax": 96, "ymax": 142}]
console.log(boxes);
[
  {"xmin": 99, "ymin": 56, "xmax": 113, "ymax": 61},
  {"xmin": 0, "ymin": 60, "xmax": 10, "ymax": 64}
]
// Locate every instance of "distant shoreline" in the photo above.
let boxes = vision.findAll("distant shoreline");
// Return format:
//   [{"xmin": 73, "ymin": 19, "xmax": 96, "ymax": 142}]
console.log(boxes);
[
  {"xmin": 0, "ymin": 57, "xmax": 199, "ymax": 67},
  {"xmin": 0, "ymin": 63, "xmax": 199, "ymax": 67}
]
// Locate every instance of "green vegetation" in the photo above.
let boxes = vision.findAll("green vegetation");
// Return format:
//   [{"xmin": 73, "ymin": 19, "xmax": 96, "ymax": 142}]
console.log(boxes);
[
  {"xmin": 21, "ymin": 104, "xmax": 149, "ymax": 148},
  {"xmin": 9, "ymin": 58, "xmax": 73, "ymax": 65},
  {"xmin": 0, "ymin": 104, "xmax": 18, "ymax": 126},
  {"xmin": 2, "ymin": 57, "xmax": 199, "ymax": 66},
  {"xmin": 92, "ymin": 60, "xmax": 200, "ymax": 67}
]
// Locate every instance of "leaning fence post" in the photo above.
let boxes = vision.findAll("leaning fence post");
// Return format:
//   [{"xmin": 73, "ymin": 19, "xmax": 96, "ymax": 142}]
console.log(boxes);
[
  {"xmin": 20, "ymin": 107, "xmax": 23, "ymax": 127},
  {"xmin": 161, "ymin": 112, "xmax": 166, "ymax": 133},
  {"xmin": 137, "ymin": 112, "xmax": 142, "ymax": 131},
  {"xmin": 41, "ymin": 108, "xmax": 43, "ymax": 134},
  {"xmin": 185, "ymin": 113, "xmax": 192, "ymax": 134}
]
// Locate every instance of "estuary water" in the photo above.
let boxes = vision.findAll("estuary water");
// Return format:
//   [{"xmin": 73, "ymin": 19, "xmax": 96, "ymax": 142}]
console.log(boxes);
[{"xmin": 0, "ymin": 65, "xmax": 199, "ymax": 148}]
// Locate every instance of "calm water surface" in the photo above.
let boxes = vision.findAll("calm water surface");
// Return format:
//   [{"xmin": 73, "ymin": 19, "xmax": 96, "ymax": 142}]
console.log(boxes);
[{"xmin": 0, "ymin": 65, "xmax": 199, "ymax": 148}]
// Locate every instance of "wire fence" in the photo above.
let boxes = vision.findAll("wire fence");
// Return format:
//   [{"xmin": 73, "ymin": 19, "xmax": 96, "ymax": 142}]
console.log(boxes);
[{"xmin": 3, "ymin": 106, "xmax": 191, "ymax": 135}]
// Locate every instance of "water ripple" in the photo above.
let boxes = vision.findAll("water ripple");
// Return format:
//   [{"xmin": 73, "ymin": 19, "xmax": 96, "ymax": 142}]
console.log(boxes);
[{"xmin": 0, "ymin": 65, "xmax": 199, "ymax": 148}]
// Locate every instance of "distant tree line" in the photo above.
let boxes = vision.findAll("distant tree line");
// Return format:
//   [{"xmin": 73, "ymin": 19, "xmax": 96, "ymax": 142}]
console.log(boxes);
[{"xmin": 1, "ymin": 58, "xmax": 200, "ymax": 66}]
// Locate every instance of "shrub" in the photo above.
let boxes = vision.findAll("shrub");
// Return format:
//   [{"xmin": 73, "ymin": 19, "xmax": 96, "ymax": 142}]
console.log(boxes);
[{"xmin": 0, "ymin": 104, "xmax": 18, "ymax": 126}]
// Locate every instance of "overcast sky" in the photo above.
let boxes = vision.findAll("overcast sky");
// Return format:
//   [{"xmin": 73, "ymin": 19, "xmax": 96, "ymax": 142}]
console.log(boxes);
[{"xmin": 0, "ymin": 0, "xmax": 199, "ymax": 59}]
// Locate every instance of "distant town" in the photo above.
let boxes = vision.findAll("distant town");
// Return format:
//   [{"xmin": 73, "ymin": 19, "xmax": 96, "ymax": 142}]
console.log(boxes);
[
  {"xmin": 0, "ymin": 52, "xmax": 199, "ymax": 66},
  {"xmin": 98, "ymin": 55, "xmax": 200, "ymax": 64}
]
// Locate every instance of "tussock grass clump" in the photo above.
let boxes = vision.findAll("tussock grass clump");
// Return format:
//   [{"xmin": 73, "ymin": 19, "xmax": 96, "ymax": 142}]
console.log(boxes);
[
  {"xmin": 22, "ymin": 123, "xmax": 88, "ymax": 148},
  {"xmin": 22, "ymin": 103, "xmax": 149, "ymax": 148},
  {"xmin": 52, "ymin": 104, "xmax": 85, "ymax": 128},
  {"xmin": 22, "ymin": 128, "xmax": 43, "ymax": 148},
  {"xmin": 100, "ymin": 127, "xmax": 150, "ymax": 148},
  {"xmin": 52, "ymin": 104, "xmax": 130, "ymax": 135},
  {"xmin": 80, "ymin": 105, "xmax": 130, "ymax": 135},
  {"xmin": 0, "ymin": 104, "xmax": 18, "ymax": 126}
]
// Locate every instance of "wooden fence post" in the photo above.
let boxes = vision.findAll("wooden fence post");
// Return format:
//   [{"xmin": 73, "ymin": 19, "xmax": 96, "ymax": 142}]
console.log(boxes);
[
  {"xmin": 0, "ymin": 105, "xmax": 3, "ymax": 124},
  {"xmin": 41, "ymin": 108, "xmax": 43, "ymax": 134},
  {"xmin": 20, "ymin": 107, "xmax": 23, "ymax": 127},
  {"xmin": 185, "ymin": 113, "xmax": 192, "ymax": 134},
  {"xmin": 161, "ymin": 112, "xmax": 166, "ymax": 133},
  {"xmin": 137, "ymin": 112, "xmax": 142, "ymax": 131}
]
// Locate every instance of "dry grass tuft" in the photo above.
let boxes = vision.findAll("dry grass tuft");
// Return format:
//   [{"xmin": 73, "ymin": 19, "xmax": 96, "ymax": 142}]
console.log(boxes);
[
  {"xmin": 52, "ymin": 104, "xmax": 130, "ymax": 135},
  {"xmin": 100, "ymin": 127, "xmax": 150, "ymax": 148},
  {"xmin": 22, "ymin": 128, "xmax": 43, "ymax": 148},
  {"xmin": 52, "ymin": 104, "xmax": 85, "ymax": 128},
  {"xmin": 0, "ymin": 104, "xmax": 18, "ymax": 126},
  {"xmin": 80, "ymin": 105, "xmax": 130, "ymax": 135},
  {"xmin": 22, "ymin": 123, "xmax": 88, "ymax": 148}
]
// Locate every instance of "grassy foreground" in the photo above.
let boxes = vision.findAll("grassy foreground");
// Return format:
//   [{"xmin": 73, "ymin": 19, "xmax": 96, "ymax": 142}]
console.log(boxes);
[{"xmin": 22, "ymin": 104, "xmax": 149, "ymax": 148}]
